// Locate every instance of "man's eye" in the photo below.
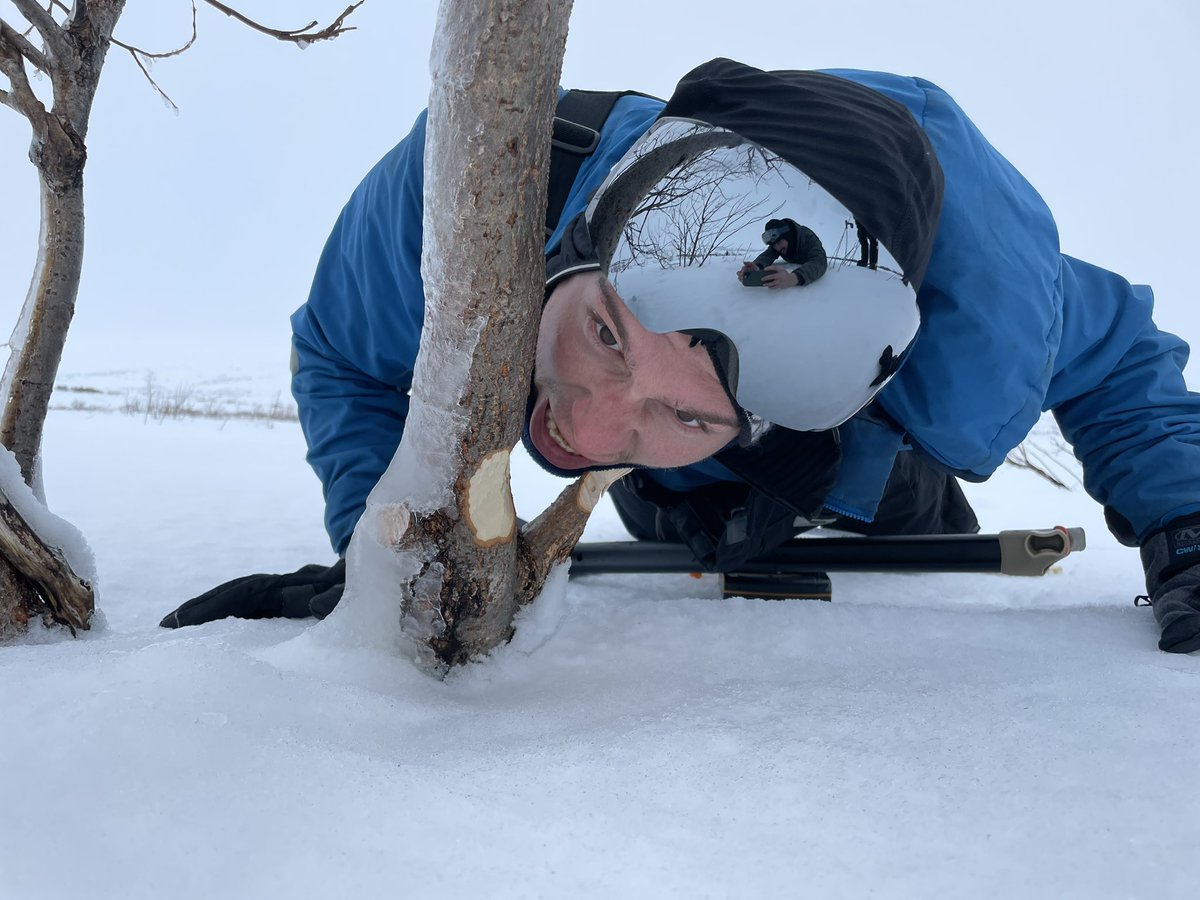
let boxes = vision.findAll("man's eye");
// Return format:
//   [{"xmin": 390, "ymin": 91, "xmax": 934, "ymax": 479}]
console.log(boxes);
[
  {"xmin": 675, "ymin": 410, "xmax": 703, "ymax": 429},
  {"xmin": 596, "ymin": 321, "xmax": 620, "ymax": 349}
]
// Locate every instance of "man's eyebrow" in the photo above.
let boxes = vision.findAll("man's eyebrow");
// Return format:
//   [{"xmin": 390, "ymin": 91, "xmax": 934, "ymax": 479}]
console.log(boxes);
[
  {"xmin": 598, "ymin": 281, "xmax": 740, "ymax": 431},
  {"xmin": 675, "ymin": 404, "xmax": 742, "ymax": 431},
  {"xmin": 598, "ymin": 280, "xmax": 633, "ymax": 353}
]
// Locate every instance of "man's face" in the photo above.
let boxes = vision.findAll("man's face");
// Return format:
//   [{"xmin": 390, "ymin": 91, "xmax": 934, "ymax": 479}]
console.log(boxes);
[
  {"xmin": 529, "ymin": 273, "xmax": 741, "ymax": 471},
  {"xmin": 772, "ymin": 237, "xmax": 789, "ymax": 255}
]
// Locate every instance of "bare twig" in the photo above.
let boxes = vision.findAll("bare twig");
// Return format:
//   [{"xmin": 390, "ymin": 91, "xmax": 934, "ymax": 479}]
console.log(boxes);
[
  {"xmin": 107, "ymin": 2, "xmax": 199, "ymax": 111},
  {"xmin": 201, "ymin": 0, "xmax": 363, "ymax": 44},
  {"xmin": 127, "ymin": 50, "xmax": 178, "ymax": 110},
  {"xmin": 111, "ymin": 0, "xmax": 197, "ymax": 60},
  {"xmin": 106, "ymin": 1, "xmax": 362, "ymax": 107}
]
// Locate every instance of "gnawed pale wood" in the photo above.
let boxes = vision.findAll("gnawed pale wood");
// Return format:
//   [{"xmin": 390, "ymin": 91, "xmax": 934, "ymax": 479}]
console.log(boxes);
[{"xmin": 463, "ymin": 449, "xmax": 517, "ymax": 547}]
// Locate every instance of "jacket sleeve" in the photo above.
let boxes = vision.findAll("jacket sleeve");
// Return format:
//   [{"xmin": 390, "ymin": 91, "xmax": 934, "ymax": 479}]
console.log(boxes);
[
  {"xmin": 753, "ymin": 248, "xmax": 779, "ymax": 268},
  {"xmin": 822, "ymin": 69, "xmax": 1064, "ymax": 480},
  {"xmin": 290, "ymin": 112, "xmax": 430, "ymax": 554},
  {"xmin": 792, "ymin": 225, "xmax": 828, "ymax": 285}
]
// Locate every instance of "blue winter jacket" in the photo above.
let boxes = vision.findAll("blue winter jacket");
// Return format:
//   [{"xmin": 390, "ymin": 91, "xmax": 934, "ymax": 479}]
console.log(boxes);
[{"xmin": 292, "ymin": 70, "xmax": 1200, "ymax": 554}]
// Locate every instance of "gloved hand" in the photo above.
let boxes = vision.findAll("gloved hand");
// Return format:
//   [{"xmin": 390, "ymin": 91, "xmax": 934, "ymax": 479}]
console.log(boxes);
[
  {"xmin": 1140, "ymin": 515, "xmax": 1200, "ymax": 653},
  {"xmin": 761, "ymin": 266, "xmax": 801, "ymax": 289},
  {"xmin": 674, "ymin": 487, "xmax": 804, "ymax": 572},
  {"xmin": 159, "ymin": 558, "xmax": 345, "ymax": 629}
]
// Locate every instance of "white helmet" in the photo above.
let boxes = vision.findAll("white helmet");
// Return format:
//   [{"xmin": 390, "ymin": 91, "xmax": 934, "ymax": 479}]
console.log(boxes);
[{"xmin": 566, "ymin": 117, "xmax": 930, "ymax": 432}]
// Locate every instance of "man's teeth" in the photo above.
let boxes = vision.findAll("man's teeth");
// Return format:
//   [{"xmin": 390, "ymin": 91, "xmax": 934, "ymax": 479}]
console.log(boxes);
[{"xmin": 547, "ymin": 409, "xmax": 578, "ymax": 455}]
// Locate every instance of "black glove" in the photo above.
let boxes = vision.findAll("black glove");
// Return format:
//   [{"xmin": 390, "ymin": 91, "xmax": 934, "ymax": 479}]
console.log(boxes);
[
  {"xmin": 1140, "ymin": 514, "xmax": 1200, "ymax": 653},
  {"xmin": 160, "ymin": 558, "xmax": 345, "ymax": 629},
  {"xmin": 609, "ymin": 472, "xmax": 804, "ymax": 572},
  {"xmin": 679, "ymin": 486, "xmax": 803, "ymax": 572}
]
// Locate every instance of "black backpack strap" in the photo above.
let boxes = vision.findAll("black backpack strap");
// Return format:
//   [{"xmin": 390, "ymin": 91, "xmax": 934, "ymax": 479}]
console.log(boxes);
[{"xmin": 547, "ymin": 89, "xmax": 656, "ymax": 237}]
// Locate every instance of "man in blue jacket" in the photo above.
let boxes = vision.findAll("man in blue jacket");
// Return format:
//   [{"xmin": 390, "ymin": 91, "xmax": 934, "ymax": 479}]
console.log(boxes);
[{"xmin": 168, "ymin": 60, "xmax": 1200, "ymax": 655}]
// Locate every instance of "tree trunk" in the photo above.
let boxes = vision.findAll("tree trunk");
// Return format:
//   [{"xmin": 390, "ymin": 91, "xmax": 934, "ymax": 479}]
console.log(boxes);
[
  {"xmin": 2, "ymin": 178, "xmax": 86, "ymax": 488},
  {"xmin": 346, "ymin": 0, "xmax": 631, "ymax": 669},
  {"xmin": 2, "ymin": 0, "xmax": 123, "ymax": 483},
  {"xmin": 1, "ymin": 1, "xmax": 367, "ymax": 637},
  {"xmin": 0, "ymin": 0, "xmax": 123, "ymax": 635},
  {"xmin": 0, "ymin": 181, "xmax": 92, "ymax": 630}
]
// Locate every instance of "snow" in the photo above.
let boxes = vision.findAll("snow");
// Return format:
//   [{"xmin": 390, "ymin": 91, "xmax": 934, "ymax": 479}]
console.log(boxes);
[
  {"xmin": 1, "ymin": 371, "xmax": 1197, "ymax": 900},
  {"xmin": 2, "ymin": 2, "xmax": 1198, "ymax": 893},
  {"xmin": 0, "ymin": 444, "xmax": 96, "ymax": 588}
]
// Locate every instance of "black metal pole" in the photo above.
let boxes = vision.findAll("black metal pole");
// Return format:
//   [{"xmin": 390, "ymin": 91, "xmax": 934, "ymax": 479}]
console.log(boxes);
[{"xmin": 567, "ymin": 530, "xmax": 1085, "ymax": 577}]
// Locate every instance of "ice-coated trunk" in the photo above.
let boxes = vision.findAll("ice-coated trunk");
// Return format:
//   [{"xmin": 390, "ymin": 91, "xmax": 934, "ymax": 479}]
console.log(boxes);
[
  {"xmin": 345, "ymin": 0, "xmax": 630, "ymax": 669},
  {"xmin": 1, "ymin": 0, "xmax": 124, "ymax": 485},
  {"xmin": 348, "ymin": 0, "xmax": 570, "ymax": 666},
  {"xmin": 0, "ymin": 174, "xmax": 93, "ymax": 634},
  {"xmin": 411, "ymin": 0, "xmax": 573, "ymax": 661},
  {"xmin": 0, "ymin": 0, "xmax": 123, "ymax": 635},
  {"xmin": 1, "ymin": 178, "xmax": 86, "ymax": 488}
]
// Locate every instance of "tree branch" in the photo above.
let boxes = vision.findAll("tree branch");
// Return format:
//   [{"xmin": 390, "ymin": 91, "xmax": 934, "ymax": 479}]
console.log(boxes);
[
  {"xmin": 0, "ymin": 19, "xmax": 50, "ymax": 125},
  {"xmin": 104, "ymin": 1, "xmax": 361, "ymax": 107},
  {"xmin": 111, "ymin": 1, "xmax": 197, "ymax": 60},
  {"xmin": 0, "ymin": 15, "xmax": 51, "ymax": 74},
  {"xmin": 109, "ymin": 1, "xmax": 199, "ymax": 110},
  {"xmin": 0, "ymin": 490, "xmax": 93, "ymax": 633},
  {"xmin": 7, "ymin": 0, "xmax": 67, "ymax": 57},
  {"xmin": 201, "ymin": 0, "xmax": 363, "ymax": 44},
  {"xmin": 516, "ymin": 469, "xmax": 631, "ymax": 606}
]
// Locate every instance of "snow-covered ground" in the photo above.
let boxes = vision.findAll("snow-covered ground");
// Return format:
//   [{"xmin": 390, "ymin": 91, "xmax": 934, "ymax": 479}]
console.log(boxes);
[
  {"xmin": 3, "ymin": 3, "xmax": 1197, "ymax": 895},
  {"xmin": 2, "ymin": 372, "xmax": 1196, "ymax": 900}
]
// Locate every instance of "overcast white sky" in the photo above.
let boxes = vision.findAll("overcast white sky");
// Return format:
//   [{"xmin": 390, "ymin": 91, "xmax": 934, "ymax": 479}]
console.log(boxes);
[{"xmin": 2, "ymin": 0, "xmax": 1198, "ymax": 381}]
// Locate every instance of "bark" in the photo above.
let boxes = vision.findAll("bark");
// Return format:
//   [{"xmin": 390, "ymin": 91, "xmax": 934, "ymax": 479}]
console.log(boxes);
[
  {"xmin": 516, "ymin": 469, "xmax": 631, "ymax": 605},
  {"xmin": 2, "ymin": 0, "xmax": 125, "ymax": 483},
  {"xmin": 418, "ymin": 0, "xmax": 571, "ymax": 665},
  {"xmin": 351, "ymin": 0, "xmax": 632, "ymax": 669},
  {"xmin": 0, "ymin": 1, "xmax": 122, "ymax": 634},
  {"xmin": 2, "ymin": 180, "xmax": 86, "ymax": 486},
  {"xmin": 0, "ymin": 491, "xmax": 93, "ymax": 636}
]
